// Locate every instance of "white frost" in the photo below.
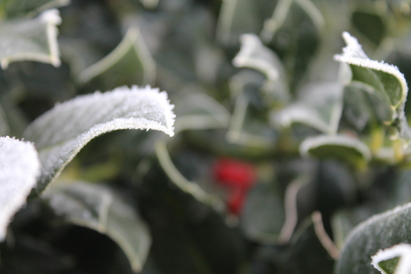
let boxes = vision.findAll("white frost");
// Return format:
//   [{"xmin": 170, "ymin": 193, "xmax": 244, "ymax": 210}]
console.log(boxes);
[
  {"xmin": 24, "ymin": 85, "xmax": 175, "ymax": 192},
  {"xmin": 300, "ymin": 134, "xmax": 372, "ymax": 161},
  {"xmin": 0, "ymin": 137, "xmax": 40, "ymax": 240},
  {"xmin": 372, "ymin": 243, "xmax": 411, "ymax": 274},
  {"xmin": 334, "ymin": 32, "xmax": 408, "ymax": 108},
  {"xmin": 233, "ymin": 34, "xmax": 280, "ymax": 81}
]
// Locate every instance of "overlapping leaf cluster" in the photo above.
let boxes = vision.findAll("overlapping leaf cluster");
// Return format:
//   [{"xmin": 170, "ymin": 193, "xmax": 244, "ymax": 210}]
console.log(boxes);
[{"xmin": 2, "ymin": 0, "xmax": 411, "ymax": 273}]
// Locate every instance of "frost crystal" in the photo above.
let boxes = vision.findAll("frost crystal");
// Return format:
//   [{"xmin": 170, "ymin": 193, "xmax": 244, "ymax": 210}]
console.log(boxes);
[{"xmin": 0, "ymin": 137, "xmax": 40, "ymax": 240}]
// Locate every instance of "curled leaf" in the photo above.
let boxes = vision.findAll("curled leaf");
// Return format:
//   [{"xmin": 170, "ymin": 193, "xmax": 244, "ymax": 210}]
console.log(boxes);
[
  {"xmin": 44, "ymin": 182, "xmax": 151, "ymax": 272},
  {"xmin": 334, "ymin": 32, "xmax": 409, "ymax": 138},
  {"xmin": 233, "ymin": 34, "xmax": 289, "ymax": 103},
  {"xmin": 0, "ymin": 9, "xmax": 61, "ymax": 68},
  {"xmin": 300, "ymin": 134, "xmax": 371, "ymax": 168},
  {"xmin": 336, "ymin": 203, "xmax": 411, "ymax": 274},
  {"xmin": 24, "ymin": 86, "xmax": 175, "ymax": 193}
]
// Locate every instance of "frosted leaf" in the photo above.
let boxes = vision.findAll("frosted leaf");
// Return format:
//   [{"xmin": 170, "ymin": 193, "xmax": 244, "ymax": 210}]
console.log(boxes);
[
  {"xmin": 372, "ymin": 244, "xmax": 411, "ymax": 274},
  {"xmin": 43, "ymin": 182, "xmax": 151, "ymax": 272},
  {"xmin": 336, "ymin": 203, "xmax": 411, "ymax": 274},
  {"xmin": 334, "ymin": 32, "xmax": 409, "ymax": 137},
  {"xmin": 0, "ymin": 9, "xmax": 61, "ymax": 68},
  {"xmin": 233, "ymin": 34, "xmax": 280, "ymax": 82},
  {"xmin": 233, "ymin": 34, "xmax": 289, "ymax": 101},
  {"xmin": 300, "ymin": 134, "xmax": 371, "ymax": 168},
  {"xmin": 23, "ymin": 85, "xmax": 175, "ymax": 193},
  {"xmin": 0, "ymin": 137, "xmax": 40, "ymax": 241},
  {"xmin": 274, "ymin": 82, "xmax": 343, "ymax": 134}
]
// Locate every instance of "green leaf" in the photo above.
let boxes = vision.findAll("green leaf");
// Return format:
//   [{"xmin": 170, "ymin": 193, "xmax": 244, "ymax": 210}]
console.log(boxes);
[
  {"xmin": 343, "ymin": 82, "xmax": 394, "ymax": 131},
  {"xmin": 78, "ymin": 28, "xmax": 156, "ymax": 90},
  {"xmin": 372, "ymin": 244, "xmax": 411, "ymax": 274},
  {"xmin": 0, "ymin": 137, "xmax": 40, "ymax": 240},
  {"xmin": 240, "ymin": 181, "xmax": 285, "ymax": 243},
  {"xmin": 216, "ymin": 0, "xmax": 276, "ymax": 45},
  {"xmin": 174, "ymin": 91, "xmax": 230, "ymax": 133},
  {"xmin": 43, "ymin": 182, "xmax": 151, "ymax": 272},
  {"xmin": 233, "ymin": 34, "xmax": 289, "ymax": 103},
  {"xmin": 275, "ymin": 82, "xmax": 343, "ymax": 134},
  {"xmin": 335, "ymin": 32, "xmax": 409, "ymax": 138},
  {"xmin": 0, "ymin": 0, "xmax": 69, "ymax": 17},
  {"xmin": 262, "ymin": 0, "xmax": 323, "ymax": 89},
  {"xmin": 0, "ymin": 9, "xmax": 61, "ymax": 68},
  {"xmin": 300, "ymin": 135, "xmax": 371, "ymax": 168},
  {"xmin": 23, "ymin": 85, "xmax": 175, "ymax": 193},
  {"xmin": 336, "ymin": 203, "xmax": 411, "ymax": 274}
]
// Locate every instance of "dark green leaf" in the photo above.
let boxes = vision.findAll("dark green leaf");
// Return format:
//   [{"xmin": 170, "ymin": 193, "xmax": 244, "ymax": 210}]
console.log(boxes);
[
  {"xmin": 300, "ymin": 134, "xmax": 371, "ymax": 168},
  {"xmin": 240, "ymin": 181, "xmax": 285, "ymax": 243},
  {"xmin": 43, "ymin": 182, "xmax": 151, "ymax": 272},
  {"xmin": 336, "ymin": 203, "xmax": 411, "ymax": 274}
]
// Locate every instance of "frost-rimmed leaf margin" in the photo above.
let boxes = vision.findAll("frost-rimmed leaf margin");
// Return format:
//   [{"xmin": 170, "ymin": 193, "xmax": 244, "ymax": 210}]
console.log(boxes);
[
  {"xmin": 232, "ymin": 33, "xmax": 289, "ymax": 103},
  {"xmin": 336, "ymin": 203, "xmax": 411, "ymax": 274},
  {"xmin": 300, "ymin": 134, "xmax": 371, "ymax": 168},
  {"xmin": 0, "ymin": 9, "xmax": 61, "ymax": 69},
  {"xmin": 372, "ymin": 243, "xmax": 411, "ymax": 274},
  {"xmin": 0, "ymin": 137, "xmax": 40, "ymax": 240},
  {"xmin": 23, "ymin": 85, "xmax": 175, "ymax": 193},
  {"xmin": 274, "ymin": 82, "xmax": 343, "ymax": 134},
  {"xmin": 334, "ymin": 32, "xmax": 409, "ymax": 138},
  {"xmin": 43, "ymin": 181, "xmax": 151, "ymax": 272}
]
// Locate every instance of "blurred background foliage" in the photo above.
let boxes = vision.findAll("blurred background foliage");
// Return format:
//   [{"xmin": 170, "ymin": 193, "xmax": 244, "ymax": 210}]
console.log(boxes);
[{"xmin": 2, "ymin": 0, "xmax": 411, "ymax": 273}]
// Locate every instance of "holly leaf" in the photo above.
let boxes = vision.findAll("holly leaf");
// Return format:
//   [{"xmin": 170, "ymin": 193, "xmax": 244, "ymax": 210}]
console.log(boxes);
[
  {"xmin": 233, "ymin": 34, "xmax": 289, "ymax": 104},
  {"xmin": 372, "ymin": 244, "xmax": 411, "ymax": 274},
  {"xmin": 300, "ymin": 135, "xmax": 371, "ymax": 168},
  {"xmin": 240, "ymin": 181, "xmax": 285, "ymax": 243},
  {"xmin": 275, "ymin": 82, "xmax": 343, "ymax": 134},
  {"xmin": 0, "ymin": 137, "xmax": 40, "ymax": 240},
  {"xmin": 0, "ymin": 9, "xmax": 61, "ymax": 68},
  {"xmin": 43, "ymin": 182, "xmax": 151, "ymax": 272},
  {"xmin": 336, "ymin": 203, "xmax": 411, "ymax": 274},
  {"xmin": 335, "ymin": 32, "xmax": 409, "ymax": 138},
  {"xmin": 23, "ymin": 86, "xmax": 175, "ymax": 193}
]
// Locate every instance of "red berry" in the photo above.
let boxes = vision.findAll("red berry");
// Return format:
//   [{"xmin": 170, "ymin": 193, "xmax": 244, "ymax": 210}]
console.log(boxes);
[{"xmin": 213, "ymin": 158, "xmax": 256, "ymax": 189}]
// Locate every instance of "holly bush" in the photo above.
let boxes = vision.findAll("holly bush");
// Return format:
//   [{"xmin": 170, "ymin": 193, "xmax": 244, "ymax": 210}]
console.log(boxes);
[{"xmin": 1, "ymin": 0, "xmax": 411, "ymax": 273}]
